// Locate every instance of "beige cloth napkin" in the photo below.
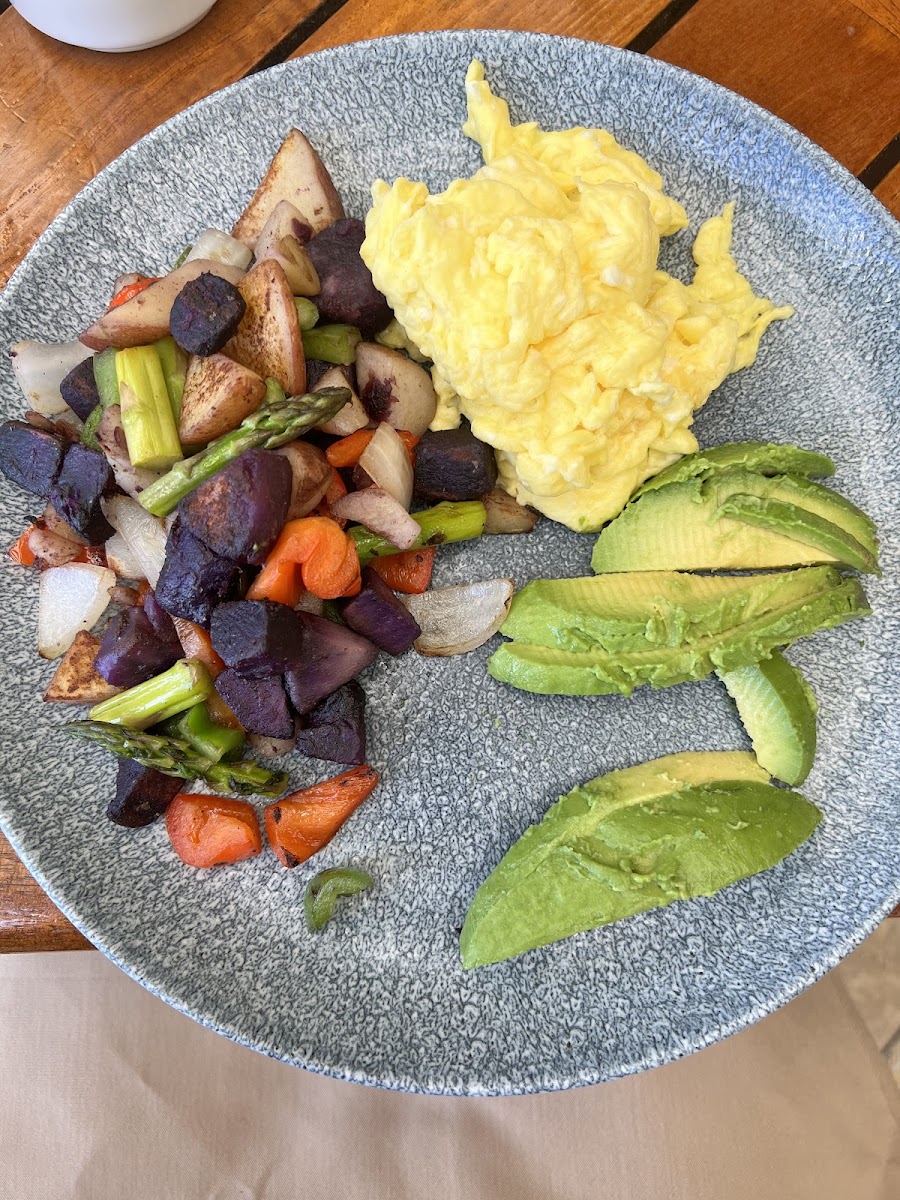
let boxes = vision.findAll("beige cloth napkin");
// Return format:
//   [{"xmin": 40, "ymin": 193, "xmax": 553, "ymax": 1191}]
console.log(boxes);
[{"xmin": 0, "ymin": 951, "xmax": 897, "ymax": 1200}]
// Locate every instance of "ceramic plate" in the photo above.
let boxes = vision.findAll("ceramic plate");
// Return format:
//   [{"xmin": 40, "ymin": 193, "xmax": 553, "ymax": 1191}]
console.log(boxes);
[{"xmin": 1, "ymin": 31, "xmax": 898, "ymax": 1096}]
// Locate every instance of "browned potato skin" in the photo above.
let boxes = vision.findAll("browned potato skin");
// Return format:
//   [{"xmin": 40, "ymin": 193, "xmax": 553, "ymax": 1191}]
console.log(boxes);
[
  {"xmin": 178, "ymin": 355, "xmax": 267, "ymax": 446},
  {"xmin": 225, "ymin": 260, "xmax": 306, "ymax": 396},
  {"xmin": 232, "ymin": 130, "xmax": 345, "ymax": 248},
  {"xmin": 482, "ymin": 486, "xmax": 540, "ymax": 535},
  {"xmin": 274, "ymin": 440, "xmax": 333, "ymax": 519},
  {"xmin": 80, "ymin": 260, "xmax": 246, "ymax": 351},
  {"xmin": 43, "ymin": 631, "xmax": 121, "ymax": 703}
]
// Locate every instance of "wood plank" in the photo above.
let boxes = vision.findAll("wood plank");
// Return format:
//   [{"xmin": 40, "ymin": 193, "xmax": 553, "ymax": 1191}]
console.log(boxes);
[
  {"xmin": 0, "ymin": 836, "xmax": 91, "ymax": 951},
  {"xmin": 0, "ymin": 0, "xmax": 322, "ymax": 288},
  {"xmin": 848, "ymin": 0, "xmax": 900, "ymax": 37},
  {"xmin": 296, "ymin": 0, "xmax": 672, "ymax": 57},
  {"xmin": 650, "ymin": 0, "xmax": 900, "ymax": 175},
  {"xmin": 874, "ymin": 161, "xmax": 900, "ymax": 215}
]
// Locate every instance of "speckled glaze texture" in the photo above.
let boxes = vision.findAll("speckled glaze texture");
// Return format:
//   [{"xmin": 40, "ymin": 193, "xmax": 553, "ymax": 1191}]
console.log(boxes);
[{"xmin": 0, "ymin": 32, "xmax": 898, "ymax": 1096}]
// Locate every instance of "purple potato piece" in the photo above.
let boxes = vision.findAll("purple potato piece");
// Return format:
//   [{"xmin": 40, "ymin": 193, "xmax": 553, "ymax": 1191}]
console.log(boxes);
[
  {"xmin": 107, "ymin": 758, "xmax": 181, "ymax": 828},
  {"xmin": 210, "ymin": 600, "xmax": 304, "ymax": 678},
  {"xmin": 178, "ymin": 448, "xmax": 291, "ymax": 565},
  {"xmin": 305, "ymin": 219, "xmax": 392, "ymax": 336},
  {"xmin": 214, "ymin": 669, "xmax": 294, "ymax": 739},
  {"xmin": 96, "ymin": 599, "xmax": 183, "ymax": 688},
  {"xmin": 59, "ymin": 356, "xmax": 101, "ymax": 422},
  {"xmin": 340, "ymin": 567, "xmax": 420, "ymax": 655},
  {"xmin": 154, "ymin": 521, "xmax": 240, "ymax": 628},
  {"xmin": 169, "ymin": 272, "xmax": 246, "ymax": 357},
  {"xmin": 414, "ymin": 425, "xmax": 498, "ymax": 501},
  {"xmin": 49, "ymin": 442, "xmax": 116, "ymax": 543},
  {"xmin": 0, "ymin": 419, "xmax": 67, "ymax": 496},
  {"xmin": 283, "ymin": 612, "xmax": 378, "ymax": 715},
  {"xmin": 297, "ymin": 680, "xmax": 366, "ymax": 765}
]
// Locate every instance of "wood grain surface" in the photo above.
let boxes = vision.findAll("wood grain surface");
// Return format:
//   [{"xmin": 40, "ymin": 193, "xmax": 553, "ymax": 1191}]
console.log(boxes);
[{"xmin": 0, "ymin": 0, "xmax": 898, "ymax": 949}]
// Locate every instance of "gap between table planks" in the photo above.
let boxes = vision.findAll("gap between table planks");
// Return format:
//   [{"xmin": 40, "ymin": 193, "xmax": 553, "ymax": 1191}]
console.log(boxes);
[{"xmin": 0, "ymin": 0, "xmax": 898, "ymax": 949}]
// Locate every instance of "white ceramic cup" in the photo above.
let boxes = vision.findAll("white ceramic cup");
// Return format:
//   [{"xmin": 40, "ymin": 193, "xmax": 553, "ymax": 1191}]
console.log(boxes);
[{"xmin": 11, "ymin": 0, "xmax": 219, "ymax": 53}]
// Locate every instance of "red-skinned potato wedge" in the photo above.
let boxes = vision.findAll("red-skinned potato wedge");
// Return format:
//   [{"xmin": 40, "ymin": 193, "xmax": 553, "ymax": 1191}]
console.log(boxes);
[
  {"xmin": 225, "ymin": 261, "xmax": 306, "ymax": 396},
  {"xmin": 314, "ymin": 365, "xmax": 369, "ymax": 436},
  {"xmin": 43, "ymin": 630, "xmax": 121, "ymax": 703},
  {"xmin": 232, "ymin": 130, "xmax": 345, "ymax": 248},
  {"xmin": 254, "ymin": 201, "xmax": 321, "ymax": 297},
  {"xmin": 166, "ymin": 794, "xmax": 262, "ymax": 868},
  {"xmin": 265, "ymin": 766, "xmax": 379, "ymax": 867},
  {"xmin": 80, "ymin": 261, "xmax": 246, "ymax": 351},
  {"xmin": 178, "ymin": 354, "xmax": 267, "ymax": 446},
  {"xmin": 355, "ymin": 343, "xmax": 437, "ymax": 437},
  {"xmin": 274, "ymin": 440, "xmax": 333, "ymax": 520}
]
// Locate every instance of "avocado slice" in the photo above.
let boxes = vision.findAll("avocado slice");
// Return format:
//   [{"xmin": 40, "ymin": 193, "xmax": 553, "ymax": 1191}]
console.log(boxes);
[
  {"xmin": 488, "ymin": 570, "xmax": 870, "ymax": 695},
  {"xmin": 501, "ymin": 566, "xmax": 844, "ymax": 653},
  {"xmin": 460, "ymin": 752, "xmax": 820, "ymax": 968},
  {"xmin": 718, "ymin": 650, "xmax": 817, "ymax": 785},
  {"xmin": 591, "ymin": 470, "xmax": 879, "ymax": 574},
  {"xmin": 632, "ymin": 440, "xmax": 835, "ymax": 499}
]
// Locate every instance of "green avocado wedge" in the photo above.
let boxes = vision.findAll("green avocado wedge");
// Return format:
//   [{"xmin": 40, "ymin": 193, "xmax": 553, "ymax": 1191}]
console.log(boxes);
[
  {"xmin": 718, "ymin": 651, "xmax": 818, "ymax": 785},
  {"xmin": 591, "ymin": 469, "xmax": 879, "ymax": 574},
  {"xmin": 460, "ymin": 752, "xmax": 821, "ymax": 969},
  {"xmin": 488, "ymin": 569, "xmax": 870, "ymax": 696},
  {"xmin": 631, "ymin": 441, "xmax": 835, "ymax": 499}
]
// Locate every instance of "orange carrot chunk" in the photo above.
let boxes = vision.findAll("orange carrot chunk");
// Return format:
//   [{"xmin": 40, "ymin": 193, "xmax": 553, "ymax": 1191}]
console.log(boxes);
[
  {"xmin": 7, "ymin": 527, "xmax": 36, "ymax": 566},
  {"xmin": 247, "ymin": 515, "xmax": 361, "ymax": 604},
  {"xmin": 173, "ymin": 616, "xmax": 227, "ymax": 677},
  {"xmin": 166, "ymin": 794, "xmax": 262, "ymax": 868},
  {"xmin": 264, "ymin": 766, "xmax": 379, "ymax": 868},
  {"xmin": 108, "ymin": 276, "xmax": 159, "ymax": 309},
  {"xmin": 369, "ymin": 545, "xmax": 436, "ymax": 594},
  {"xmin": 314, "ymin": 469, "xmax": 349, "ymax": 527},
  {"xmin": 326, "ymin": 429, "xmax": 375, "ymax": 469}
]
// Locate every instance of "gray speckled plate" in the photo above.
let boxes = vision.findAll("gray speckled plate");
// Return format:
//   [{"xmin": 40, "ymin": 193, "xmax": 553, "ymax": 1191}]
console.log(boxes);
[{"xmin": 1, "ymin": 31, "xmax": 898, "ymax": 1096}]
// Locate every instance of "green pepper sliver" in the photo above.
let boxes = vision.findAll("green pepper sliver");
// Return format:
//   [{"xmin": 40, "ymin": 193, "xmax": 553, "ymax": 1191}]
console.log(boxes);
[
  {"xmin": 81, "ymin": 348, "xmax": 123, "ymax": 450},
  {"xmin": 304, "ymin": 868, "xmax": 374, "ymax": 932},
  {"xmin": 174, "ymin": 701, "xmax": 246, "ymax": 763}
]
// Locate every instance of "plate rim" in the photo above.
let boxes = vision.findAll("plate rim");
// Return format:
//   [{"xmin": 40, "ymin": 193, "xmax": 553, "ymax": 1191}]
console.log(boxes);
[{"xmin": 1, "ymin": 29, "xmax": 899, "ymax": 1096}]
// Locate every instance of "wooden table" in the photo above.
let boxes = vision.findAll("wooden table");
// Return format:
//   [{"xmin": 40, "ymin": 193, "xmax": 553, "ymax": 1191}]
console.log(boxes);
[{"xmin": 1, "ymin": 0, "xmax": 898, "ymax": 951}]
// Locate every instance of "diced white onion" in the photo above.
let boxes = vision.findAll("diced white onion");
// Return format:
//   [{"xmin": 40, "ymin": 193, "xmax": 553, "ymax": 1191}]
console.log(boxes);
[
  {"xmin": 102, "ymin": 495, "xmax": 167, "ymax": 588},
  {"xmin": 404, "ymin": 579, "xmax": 514, "ymax": 656},
  {"xmin": 330, "ymin": 487, "xmax": 420, "ymax": 550},
  {"xmin": 185, "ymin": 228, "xmax": 253, "ymax": 271},
  {"xmin": 358, "ymin": 422, "xmax": 413, "ymax": 509},
  {"xmin": 10, "ymin": 340, "xmax": 93, "ymax": 415},
  {"xmin": 37, "ymin": 563, "xmax": 115, "ymax": 659}
]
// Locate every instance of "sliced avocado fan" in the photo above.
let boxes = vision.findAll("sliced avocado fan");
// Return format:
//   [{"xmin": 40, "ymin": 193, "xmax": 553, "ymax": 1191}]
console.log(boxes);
[
  {"xmin": 592, "ymin": 469, "xmax": 879, "ymax": 574},
  {"xmin": 631, "ymin": 440, "xmax": 835, "ymax": 500},
  {"xmin": 717, "ymin": 650, "xmax": 817, "ymax": 785},
  {"xmin": 488, "ymin": 567, "xmax": 870, "ymax": 696},
  {"xmin": 460, "ymin": 751, "xmax": 821, "ymax": 968}
]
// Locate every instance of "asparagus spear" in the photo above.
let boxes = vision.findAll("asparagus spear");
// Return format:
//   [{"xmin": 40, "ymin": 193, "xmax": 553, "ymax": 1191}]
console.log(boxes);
[
  {"xmin": 117, "ymin": 345, "xmax": 184, "ymax": 470},
  {"xmin": 301, "ymin": 324, "xmax": 361, "ymax": 365},
  {"xmin": 66, "ymin": 721, "xmax": 287, "ymax": 797},
  {"xmin": 138, "ymin": 387, "xmax": 350, "ymax": 517},
  {"xmin": 294, "ymin": 298, "xmax": 319, "ymax": 331},
  {"xmin": 349, "ymin": 500, "xmax": 488, "ymax": 564},
  {"xmin": 89, "ymin": 660, "xmax": 213, "ymax": 730}
]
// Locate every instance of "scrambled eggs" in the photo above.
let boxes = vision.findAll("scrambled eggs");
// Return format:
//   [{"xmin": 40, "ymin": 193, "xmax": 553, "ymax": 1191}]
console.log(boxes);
[{"xmin": 362, "ymin": 61, "xmax": 793, "ymax": 530}]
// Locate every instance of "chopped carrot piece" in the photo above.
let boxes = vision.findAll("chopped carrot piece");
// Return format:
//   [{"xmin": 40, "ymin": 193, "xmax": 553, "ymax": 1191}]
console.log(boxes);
[
  {"xmin": 7, "ymin": 527, "xmax": 36, "ymax": 566},
  {"xmin": 108, "ymin": 276, "xmax": 159, "ymax": 309},
  {"xmin": 326, "ymin": 429, "xmax": 374, "ymax": 468},
  {"xmin": 314, "ymin": 469, "xmax": 348, "ymax": 527},
  {"xmin": 173, "ymin": 617, "xmax": 226, "ymax": 677},
  {"xmin": 369, "ymin": 545, "xmax": 436, "ymax": 594},
  {"xmin": 247, "ymin": 515, "xmax": 361, "ymax": 603},
  {"xmin": 264, "ymin": 766, "xmax": 379, "ymax": 867},
  {"xmin": 325, "ymin": 428, "xmax": 419, "ymax": 469},
  {"xmin": 166, "ymin": 794, "xmax": 262, "ymax": 868}
]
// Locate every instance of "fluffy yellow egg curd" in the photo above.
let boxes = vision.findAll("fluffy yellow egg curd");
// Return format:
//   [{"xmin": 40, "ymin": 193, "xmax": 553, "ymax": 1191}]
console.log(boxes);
[{"xmin": 362, "ymin": 61, "xmax": 793, "ymax": 531}]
